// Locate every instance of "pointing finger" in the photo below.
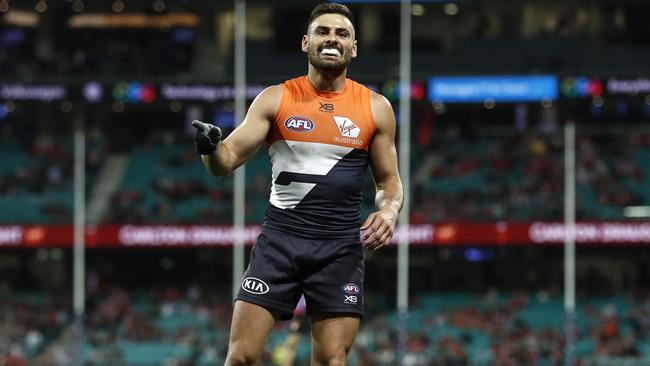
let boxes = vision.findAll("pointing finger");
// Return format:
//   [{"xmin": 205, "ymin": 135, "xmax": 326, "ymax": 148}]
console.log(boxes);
[{"xmin": 192, "ymin": 120, "xmax": 210, "ymax": 134}]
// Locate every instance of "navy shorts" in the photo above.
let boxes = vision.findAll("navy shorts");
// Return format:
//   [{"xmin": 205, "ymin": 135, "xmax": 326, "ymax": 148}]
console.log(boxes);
[{"xmin": 236, "ymin": 227, "xmax": 364, "ymax": 320}]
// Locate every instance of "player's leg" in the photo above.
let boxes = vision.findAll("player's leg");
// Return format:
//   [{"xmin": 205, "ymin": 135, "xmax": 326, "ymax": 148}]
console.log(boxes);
[
  {"xmin": 224, "ymin": 300, "xmax": 280, "ymax": 366},
  {"xmin": 310, "ymin": 313, "xmax": 360, "ymax": 366},
  {"xmin": 302, "ymin": 237, "xmax": 365, "ymax": 365},
  {"xmin": 227, "ymin": 229, "xmax": 303, "ymax": 365}
]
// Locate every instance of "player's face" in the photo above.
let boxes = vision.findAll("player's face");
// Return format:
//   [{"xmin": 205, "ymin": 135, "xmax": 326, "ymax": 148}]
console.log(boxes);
[{"xmin": 302, "ymin": 13, "xmax": 357, "ymax": 72}]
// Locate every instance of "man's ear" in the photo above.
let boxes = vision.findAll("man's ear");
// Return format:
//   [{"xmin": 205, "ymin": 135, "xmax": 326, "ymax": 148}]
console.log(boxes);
[
  {"xmin": 351, "ymin": 39, "xmax": 357, "ymax": 58},
  {"xmin": 301, "ymin": 35, "xmax": 309, "ymax": 54}
]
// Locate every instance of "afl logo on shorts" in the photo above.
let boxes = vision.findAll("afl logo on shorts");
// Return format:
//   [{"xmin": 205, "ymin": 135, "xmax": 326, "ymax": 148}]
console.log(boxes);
[
  {"xmin": 284, "ymin": 116, "xmax": 314, "ymax": 132},
  {"xmin": 341, "ymin": 283, "xmax": 360, "ymax": 295},
  {"xmin": 241, "ymin": 277, "xmax": 270, "ymax": 295}
]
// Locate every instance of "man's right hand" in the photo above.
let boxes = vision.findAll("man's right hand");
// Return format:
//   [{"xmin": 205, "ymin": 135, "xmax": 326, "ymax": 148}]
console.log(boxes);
[{"xmin": 192, "ymin": 120, "xmax": 222, "ymax": 155}]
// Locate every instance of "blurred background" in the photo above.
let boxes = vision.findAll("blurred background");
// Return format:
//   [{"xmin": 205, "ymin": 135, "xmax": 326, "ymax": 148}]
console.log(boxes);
[{"xmin": 1, "ymin": 0, "xmax": 650, "ymax": 365}]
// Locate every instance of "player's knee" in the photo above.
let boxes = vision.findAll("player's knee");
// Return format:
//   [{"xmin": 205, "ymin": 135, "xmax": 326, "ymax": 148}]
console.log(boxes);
[
  {"xmin": 225, "ymin": 353, "xmax": 258, "ymax": 366},
  {"xmin": 316, "ymin": 347, "xmax": 349, "ymax": 366},
  {"xmin": 327, "ymin": 358, "xmax": 346, "ymax": 366},
  {"xmin": 225, "ymin": 343, "xmax": 260, "ymax": 366}
]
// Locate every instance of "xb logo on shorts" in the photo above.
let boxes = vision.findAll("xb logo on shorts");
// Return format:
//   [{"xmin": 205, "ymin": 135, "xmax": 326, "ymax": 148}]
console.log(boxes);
[
  {"xmin": 341, "ymin": 283, "xmax": 360, "ymax": 305},
  {"xmin": 241, "ymin": 277, "xmax": 270, "ymax": 295},
  {"xmin": 284, "ymin": 116, "xmax": 314, "ymax": 132}
]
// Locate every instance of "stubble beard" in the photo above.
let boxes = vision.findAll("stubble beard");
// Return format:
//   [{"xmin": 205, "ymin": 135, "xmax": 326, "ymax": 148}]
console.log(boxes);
[{"xmin": 307, "ymin": 46, "xmax": 351, "ymax": 74}]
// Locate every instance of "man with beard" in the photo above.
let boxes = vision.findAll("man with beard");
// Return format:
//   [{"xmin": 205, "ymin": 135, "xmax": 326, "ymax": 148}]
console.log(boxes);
[{"xmin": 192, "ymin": 3, "xmax": 402, "ymax": 365}]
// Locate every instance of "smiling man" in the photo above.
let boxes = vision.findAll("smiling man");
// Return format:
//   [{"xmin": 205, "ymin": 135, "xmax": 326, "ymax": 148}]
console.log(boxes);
[{"xmin": 192, "ymin": 3, "xmax": 403, "ymax": 365}]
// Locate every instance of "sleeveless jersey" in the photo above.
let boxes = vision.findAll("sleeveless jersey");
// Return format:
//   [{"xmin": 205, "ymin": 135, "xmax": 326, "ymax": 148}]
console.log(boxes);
[{"xmin": 264, "ymin": 76, "xmax": 377, "ymax": 239}]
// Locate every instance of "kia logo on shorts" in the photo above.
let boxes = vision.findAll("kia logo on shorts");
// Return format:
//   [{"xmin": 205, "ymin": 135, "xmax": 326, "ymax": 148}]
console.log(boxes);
[
  {"xmin": 285, "ymin": 116, "xmax": 314, "ymax": 132},
  {"xmin": 341, "ymin": 283, "xmax": 360, "ymax": 295},
  {"xmin": 241, "ymin": 277, "xmax": 270, "ymax": 295}
]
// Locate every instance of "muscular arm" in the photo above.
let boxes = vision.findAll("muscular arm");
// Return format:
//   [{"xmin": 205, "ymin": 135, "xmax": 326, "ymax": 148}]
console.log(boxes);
[
  {"xmin": 201, "ymin": 85, "xmax": 282, "ymax": 176},
  {"xmin": 361, "ymin": 92, "xmax": 404, "ymax": 250}
]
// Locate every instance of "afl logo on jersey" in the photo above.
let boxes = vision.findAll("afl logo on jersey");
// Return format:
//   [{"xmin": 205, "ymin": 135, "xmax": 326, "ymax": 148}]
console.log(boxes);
[
  {"xmin": 341, "ymin": 283, "xmax": 360, "ymax": 295},
  {"xmin": 285, "ymin": 116, "xmax": 314, "ymax": 132}
]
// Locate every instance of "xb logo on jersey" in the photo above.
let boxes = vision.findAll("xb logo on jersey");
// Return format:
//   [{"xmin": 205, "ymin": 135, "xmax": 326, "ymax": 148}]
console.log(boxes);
[
  {"xmin": 284, "ymin": 116, "xmax": 314, "ymax": 132},
  {"xmin": 319, "ymin": 102, "xmax": 334, "ymax": 113},
  {"xmin": 333, "ymin": 116, "xmax": 360, "ymax": 138}
]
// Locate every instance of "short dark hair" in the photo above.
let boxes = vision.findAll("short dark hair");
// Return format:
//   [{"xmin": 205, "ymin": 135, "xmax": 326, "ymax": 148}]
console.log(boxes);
[{"xmin": 307, "ymin": 3, "xmax": 355, "ymax": 34}]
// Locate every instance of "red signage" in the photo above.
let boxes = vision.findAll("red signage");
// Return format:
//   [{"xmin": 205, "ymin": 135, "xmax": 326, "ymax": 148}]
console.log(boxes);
[{"xmin": 0, "ymin": 222, "xmax": 649, "ymax": 248}]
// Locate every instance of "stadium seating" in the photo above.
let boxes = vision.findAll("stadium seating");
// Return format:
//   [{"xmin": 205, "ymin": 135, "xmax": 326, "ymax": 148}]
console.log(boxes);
[
  {"xmin": 0, "ymin": 292, "xmax": 71, "ymax": 365},
  {"xmin": 6, "ymin": 288, "xmax": 647, "ymax": 365},
  {"xmin": 2, "ymin": 125, "xmax": 648, "ymax": 225},
  {"xmin": 0, "ymin": 136, "xmax": 103, "ymax": 224}
]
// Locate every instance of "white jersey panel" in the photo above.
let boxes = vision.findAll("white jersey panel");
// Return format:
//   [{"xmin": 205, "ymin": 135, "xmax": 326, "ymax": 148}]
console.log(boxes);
[{"xmin": 268, "ymin": 140, "xmax": 354, "ymax": 209}]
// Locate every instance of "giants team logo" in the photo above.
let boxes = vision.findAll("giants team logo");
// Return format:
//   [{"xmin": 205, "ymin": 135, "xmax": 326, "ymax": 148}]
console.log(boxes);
[
  {"xmin": 284, "ymin": 116, "xmax": 314, "ymax": 132},
  {"xmin": 333, "ymin": 116, "xmax": 360, "ymax": 138},
  {"xmin": 241, "ymin": 277, "xmax": 270, "ymax": 295},
  {"xmin": 341, "ymin": 283, "xmax": 360, "ymax": 295}
]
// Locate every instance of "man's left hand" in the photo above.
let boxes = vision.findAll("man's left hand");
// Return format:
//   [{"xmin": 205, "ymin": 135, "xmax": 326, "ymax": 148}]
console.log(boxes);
[{"xmin": 360, "ymin": 209, "xmax": 397, "ymax": 250}]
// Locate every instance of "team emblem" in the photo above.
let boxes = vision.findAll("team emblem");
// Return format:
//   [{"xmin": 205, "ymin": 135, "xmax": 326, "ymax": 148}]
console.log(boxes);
[
  {"xmin": 285, "ymin": 116, "xmax": 314, "ymax": 132},
  {"xmin": 341, "ymin": 283, "xmax": 360, "ymax": 295}
]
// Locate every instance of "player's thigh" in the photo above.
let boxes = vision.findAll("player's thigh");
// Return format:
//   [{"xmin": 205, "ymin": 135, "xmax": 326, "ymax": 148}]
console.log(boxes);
[
  {"xmin": 236, "ymin": 229, "xmax": 303, "ymax": 320},
  {"xmin": 302, "ymin": 240, "xmax": 364, "ymax": 318},
  {"xmin": 227, "ymin": 300, "xmax": 280, "ymax": 362},
  {"xmin": 310, "ymin": 313, "xmax": 360, "ymax": 365}
]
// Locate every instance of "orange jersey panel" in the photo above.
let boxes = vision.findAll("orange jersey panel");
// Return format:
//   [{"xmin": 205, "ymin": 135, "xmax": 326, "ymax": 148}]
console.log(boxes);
[{"xmin": 268, "ymin": 76, "xmax": 376, "ymax": 150}]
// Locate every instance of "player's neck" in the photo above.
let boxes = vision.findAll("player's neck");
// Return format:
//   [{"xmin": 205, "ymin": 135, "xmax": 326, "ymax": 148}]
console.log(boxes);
[{"xmin": 307, "ymin": 66, "xmax": 347, "ymax": 92}]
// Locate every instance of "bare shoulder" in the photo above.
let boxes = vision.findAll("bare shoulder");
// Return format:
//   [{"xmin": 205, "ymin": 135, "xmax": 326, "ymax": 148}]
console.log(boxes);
[
  {"xmin": 370, "ymin": 90, "xmax": 391, "ymax": 108},
  {"xmin": 369, "ymin": 90, "xmax": 396, "ymax": 131},
  {"xmin": 254, "ymin": 84, "xmax": 284, "ymax": 108},
  {"xmin": 249, "ymin": 84, "xmax": 284, "ymax": 120},
  {"xmin": 259, "ymin": 84, "xmax": 284, "ymax": 100}
]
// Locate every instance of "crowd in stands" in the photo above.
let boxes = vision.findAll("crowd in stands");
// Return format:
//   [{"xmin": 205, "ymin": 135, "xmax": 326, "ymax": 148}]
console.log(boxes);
[
  {"xmin": 0, "ymin": 293, "xmax": 71, "ymax": 366},
  {"xmin": 2, "ymin": 120, "xmax": 649, "ymax": 225},
  {"xmin": 3, "ymin": 285, "xmax": 650, "ymax": 365},
  {"xmin": 104, "ymin": 133, "xmax": 264, "ymax": 225},
  {"xmin": 99, "ymin": 124, "xmax": 650, "ymax": 225},
  {"xmin": 409, "ymin": 125, "xmax": 650, "ymax": 222},
  {"xmin": 349, "ymin": 289, "xmax": 650, "ymax": 366},
  {"xmin": 0, "ymin": 122, "xmax": 104, "ymax": 224},
  {"xmin": 1, "ymin": 112, "xmax": 649, "ymax": 225}
]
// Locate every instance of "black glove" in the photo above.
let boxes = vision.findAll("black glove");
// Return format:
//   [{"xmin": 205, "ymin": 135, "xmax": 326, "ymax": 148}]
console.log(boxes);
[{"xmin": 192, "ymin": 120, "xmax": 222, "ymax": 155}]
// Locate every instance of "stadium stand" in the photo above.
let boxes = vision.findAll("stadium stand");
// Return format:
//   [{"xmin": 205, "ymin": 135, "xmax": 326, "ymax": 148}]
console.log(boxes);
[
  {"xmin": 92, "ymin": 124, "xmax": 650, "ymax": 225},
  {"xmin": 3, "ymin": 122, "xmax": 646, "ymax": 225},
  {"xmin": 0, "ymin": 130, "xmax": 104, "ymax": 224},
  {"xmin": 4, "ymin": 287, "xmax": 649, "ymax": 366}
]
